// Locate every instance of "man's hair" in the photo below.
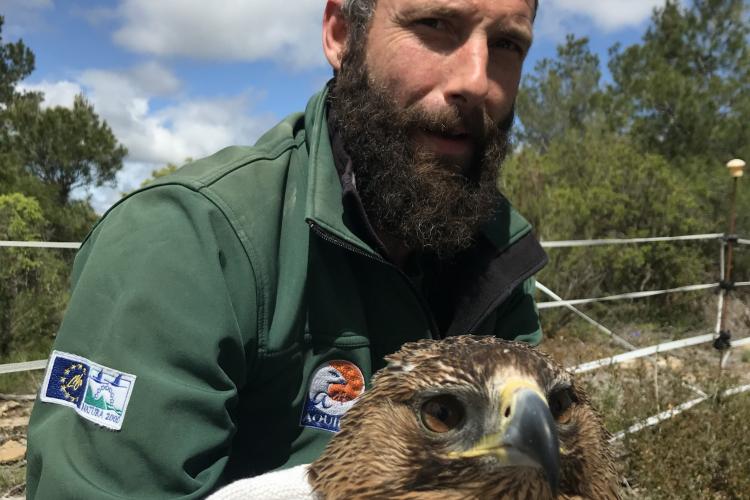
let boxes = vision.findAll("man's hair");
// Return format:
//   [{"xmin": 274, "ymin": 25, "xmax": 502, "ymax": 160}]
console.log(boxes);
[
  {"xmin": 341, "ymin": 0, "xmax": 377, "ymax": 43},
  {"xmin": 341, "ymin": 0, "xmax": 376, "ymax": 21},
  {"xmin": 341, "ymin": 0, "xmax": 539, "ymax": 33}
]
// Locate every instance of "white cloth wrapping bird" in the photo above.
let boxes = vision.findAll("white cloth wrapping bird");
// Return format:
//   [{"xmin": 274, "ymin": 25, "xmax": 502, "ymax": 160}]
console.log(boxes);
[{"xmin": 205, "ymin": 464, "xmax": 317, "ymax": 500}]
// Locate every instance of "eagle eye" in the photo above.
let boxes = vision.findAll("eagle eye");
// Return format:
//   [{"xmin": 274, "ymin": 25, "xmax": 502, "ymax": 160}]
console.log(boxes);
[
  {"xmin": 548, "ymin": 387, "xmax": 576, "ymax": 423},
  {"xmin": 420, "ymin": 395, "xmax": 465, "ymax": 433}
]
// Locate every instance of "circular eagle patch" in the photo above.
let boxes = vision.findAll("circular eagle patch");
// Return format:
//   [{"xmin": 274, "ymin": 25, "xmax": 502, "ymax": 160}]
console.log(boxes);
[{"xmin": 300, "ymin": 360, "xmax": 365, "ymax": 433}]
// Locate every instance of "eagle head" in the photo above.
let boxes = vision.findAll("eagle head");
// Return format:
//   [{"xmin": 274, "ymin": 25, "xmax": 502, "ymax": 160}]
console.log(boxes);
[{"xmin": 308, "ymin": 335, "xmax": 620, "ymax": 499}]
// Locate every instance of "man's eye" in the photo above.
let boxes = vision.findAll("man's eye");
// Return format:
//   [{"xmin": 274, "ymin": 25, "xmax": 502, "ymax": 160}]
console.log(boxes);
[
  {"xmin": 492, "ymin": 38, "xmax": 523, "ymax": 54},
  {"xmin": 415, "ymin": 18, "xmax": 447, "ymax": 31}
]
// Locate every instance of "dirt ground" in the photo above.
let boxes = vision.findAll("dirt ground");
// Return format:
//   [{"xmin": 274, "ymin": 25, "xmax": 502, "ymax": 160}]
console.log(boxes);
[{"xmin": 0, "ymin": 398, "xmax": 32, "ymax": 498}]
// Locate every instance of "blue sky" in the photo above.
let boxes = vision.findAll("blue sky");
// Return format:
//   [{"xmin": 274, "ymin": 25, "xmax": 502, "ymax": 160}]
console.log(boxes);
[{"xmin": 2, "ymin": 0, "xmax": 671, "ymax": 213}]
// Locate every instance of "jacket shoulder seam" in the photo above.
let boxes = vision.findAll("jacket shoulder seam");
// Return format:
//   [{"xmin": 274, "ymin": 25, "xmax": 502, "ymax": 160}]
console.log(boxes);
[{"xmin": 193, "ymin": 135, "xmax": 305, "ymax": 188}]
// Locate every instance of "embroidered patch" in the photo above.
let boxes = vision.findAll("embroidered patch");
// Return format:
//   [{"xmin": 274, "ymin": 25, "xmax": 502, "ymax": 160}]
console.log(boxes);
[
  {"xmin": 40, "ymin": 350, "xmax": 136, "ymax": 431},
  {"xmin": 300, "ymin": 360, "xmax": 365, "ymax": 433}
]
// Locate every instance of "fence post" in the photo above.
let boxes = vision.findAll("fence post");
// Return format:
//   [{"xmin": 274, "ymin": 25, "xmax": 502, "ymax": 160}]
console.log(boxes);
[{"xmin": 715, "ymin": 159, "xmax": 745, "ymax": 370}]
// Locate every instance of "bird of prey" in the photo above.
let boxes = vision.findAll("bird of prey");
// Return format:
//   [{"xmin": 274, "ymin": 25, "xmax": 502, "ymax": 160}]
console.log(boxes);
[
  {"xmin": 308, "ymin": 335, "xmax": 620, "ymax": 499},
  {"xmin": 208, "ymin": 335, "xmax": 619, "ymax": 500}
]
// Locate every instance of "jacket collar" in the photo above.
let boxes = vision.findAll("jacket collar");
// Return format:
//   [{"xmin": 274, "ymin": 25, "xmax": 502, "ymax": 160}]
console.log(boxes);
[{"xmin": 303, "ymin": 85, "xmax": 376, "ymax": 254}]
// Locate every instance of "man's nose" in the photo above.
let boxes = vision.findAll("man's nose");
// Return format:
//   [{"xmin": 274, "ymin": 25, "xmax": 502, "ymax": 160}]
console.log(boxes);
[{"xmin": 444, "ymin": 36, "xmax": 490, "ymax": 110}]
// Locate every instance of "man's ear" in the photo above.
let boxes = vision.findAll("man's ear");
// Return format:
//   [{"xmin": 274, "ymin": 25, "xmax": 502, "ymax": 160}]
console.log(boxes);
[{"xmin": 322, "ymin": 0, "xmax": 348, "ymax": 71}]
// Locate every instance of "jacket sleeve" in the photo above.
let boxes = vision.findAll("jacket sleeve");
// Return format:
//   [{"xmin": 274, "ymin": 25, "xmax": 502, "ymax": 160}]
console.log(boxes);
[
  {"xmin": 26, "ymin": 185, "xmax": 258, "ymax": 499},
  {"xmin": 492, "ymin": 276, "xmax": 543, "ymax": 346}
]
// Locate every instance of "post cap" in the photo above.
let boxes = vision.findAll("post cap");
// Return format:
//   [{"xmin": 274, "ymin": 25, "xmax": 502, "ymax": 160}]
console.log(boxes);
[{"xmin": 727, "ymin": 158, "xmax": 746, "ymax": 178}]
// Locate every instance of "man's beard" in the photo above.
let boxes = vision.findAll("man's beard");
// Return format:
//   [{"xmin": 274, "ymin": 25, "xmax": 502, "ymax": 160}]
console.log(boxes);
[{"xmin": 329, "ymin": 48, "xmax": 514, "ymax": 259}]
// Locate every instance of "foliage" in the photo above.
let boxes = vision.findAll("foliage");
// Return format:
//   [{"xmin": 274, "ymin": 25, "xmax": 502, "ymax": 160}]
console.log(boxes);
[
  {"xmin": 0, "ymin": 194, "xmax": 66, "ymax": 358},
  {"xmin": 516, "ymin": 35, "xmax": 606, "ymax": 152},
  {"xmin": 118, "ymin": 160, "xmax": 189, "ymax": 198},
  {"xmin": 0, "ymin": 18, "xmax": 121, "ymax": 363},
  {"xmin": 133, "ymin": 161, "xmax": 186, "ymax": 191},
  {"xmin": 607, "ymin": 0, "xmax": 750, "ymax": 237},
  {"xmin": 0, "ymin": 16, "xmax": 34, "ymax": 106},
  {"xmin": 0, "ymin": 15, "xmax": 37, "ymax": 195},
  {"xmin": 623, "ymin": 389, "xmax": 750, "ymax": 499},
  {"xmin": 141, "ymin": 162, "xmax": 182, "ymax": 187},
  {"xmin": 508, "ymin": 0, "xmax": 750, "ymax": 329},
  {"xmin": 5, "ymin": 94, "xmax": 127, "ymax": 204},
  {"xmin": 607, "ymin": 0, "xmax": 749, "ymax": 165},
  {"xmin": 504, "ymin": 129, "xmax": 710, "ymax": 329}
]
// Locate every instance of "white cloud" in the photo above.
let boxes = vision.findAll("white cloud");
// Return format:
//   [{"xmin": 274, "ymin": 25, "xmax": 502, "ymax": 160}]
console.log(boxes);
[
  {"xmin": 20, "ymin": 62, "xmax": 276, "ymax": 213},
  {"xmin": 72, "ymin": 161, "xmax": 158, "ymax": 214},
  {"xmin": 536, "ymin": 0, "xmax": 669, "ymax": 39},
  {"xmin": 22, "ymin": 63, "xmax": 274, "ymax": 165},
  {"xmin": 75, "ymin": 66, "xmax": 273, "ymax": 165},
  {"xmin": 126, "ymin": 61, "xmax": 183, "ymax": 96},
  {"xmin": 18, "ymin": 80, "xmax": 81, "ymax": 108},
  {"xmin": 112, "ymin": 0, "xmax": 326, "ymax": 69}
]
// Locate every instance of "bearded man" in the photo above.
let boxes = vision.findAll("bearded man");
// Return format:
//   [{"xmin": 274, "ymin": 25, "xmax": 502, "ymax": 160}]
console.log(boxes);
[{"xmin": 26, "ymin": 0, "xmax": 546, "ymax": 498}]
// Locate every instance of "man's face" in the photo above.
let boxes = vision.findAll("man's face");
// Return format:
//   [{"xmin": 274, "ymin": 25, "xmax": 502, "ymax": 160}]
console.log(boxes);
[
  {"xmin": 363, "ymin": 0, "xmax": 534, "ymax": 170},
  {"xmin": 329, "ymin": 0, "xmax": 534, "ymax": 258}
]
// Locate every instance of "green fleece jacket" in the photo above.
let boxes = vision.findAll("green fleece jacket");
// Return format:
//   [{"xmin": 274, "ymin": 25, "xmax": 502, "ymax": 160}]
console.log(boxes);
[{"xmin": 26, "ymin": 87, "xmax": 547, "ymax": 499}]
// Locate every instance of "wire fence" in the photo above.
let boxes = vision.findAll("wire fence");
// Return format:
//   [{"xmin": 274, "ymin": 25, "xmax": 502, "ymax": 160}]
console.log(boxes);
[
  {"xmin": 539, "ymin": 233, "xmax": 724, "ymax": 248},
  {"xmin": 2, "ymin": 232, "xmax": 749, "ymax": 440},
  {"xmin": 0, "ymin": 241, "xmax": 80, "ymax": 249},
  {"xmin": 535, "ymin": 231, "xmax": 749, "ymax": 439},
  {"xmin": 536, "ymin": 283, "xmax": 724, "ymax": 310},
  {"xmin": 610, "ymin": 382, "xmax": 750, "ymax": 442}
]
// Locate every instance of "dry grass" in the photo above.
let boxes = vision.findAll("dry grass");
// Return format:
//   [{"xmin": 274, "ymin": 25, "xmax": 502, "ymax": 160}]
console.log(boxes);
[
  {"xmin": 540, "ymin": 292, "xmax": 750, "ymax": 500},
  {"xmin": 621, "ymin": 388, "xmax": 750, "ymax": 499}
]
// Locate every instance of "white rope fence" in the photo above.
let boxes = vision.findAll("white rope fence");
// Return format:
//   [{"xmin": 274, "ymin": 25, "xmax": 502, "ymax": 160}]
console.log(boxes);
[
  {"xmin": 0, "ymin": 359, "xmax": 47, "ymax": 375},
  {"xmin": 611, "ymin": 382, "xmax": 750, "ymax": 442},
  {"xmin": 0, "ymin": 241, "xmax": 80, "ymax": 249},
  {"xmin": 571, "ymin": 335, "xmax": 750, "ymax": 373},
  {"xmin": 537, "ymin": 283, "xmax": 722, "ymax": 310},
  {"xmin": 535, "ymin": 282, "xmax": 637, "ymax": 351},
  {"xmin": 534, "ymin": 232, "xmax": 750, "ymax": 440},
  {"xmin": 572, "ymin": 333, "xmax": 711, "ymax": 373},
  {"xmin": 540, "ymin": 233, "xmax": 723, "ymax": 248}
]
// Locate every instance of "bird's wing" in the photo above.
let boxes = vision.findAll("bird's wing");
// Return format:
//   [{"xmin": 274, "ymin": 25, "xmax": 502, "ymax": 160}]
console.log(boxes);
[{"xmin": 206, "ymin": 464, "xmax": 318, "ymax": 500}]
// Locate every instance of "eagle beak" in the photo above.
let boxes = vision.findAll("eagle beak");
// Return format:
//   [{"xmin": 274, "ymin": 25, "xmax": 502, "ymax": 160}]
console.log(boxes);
[
  {"xmin": 502, "ymin": 387, "xmax": 561, "ymax": 495},
  {"xmin": 449, "ymin": 380, "xmax": 561, "ymax": 496}
]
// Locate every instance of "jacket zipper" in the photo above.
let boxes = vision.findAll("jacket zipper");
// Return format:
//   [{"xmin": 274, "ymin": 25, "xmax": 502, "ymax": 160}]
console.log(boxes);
[{"xmin": 307, "ymin": 220, "xmax": 441, "ymax": 339}]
